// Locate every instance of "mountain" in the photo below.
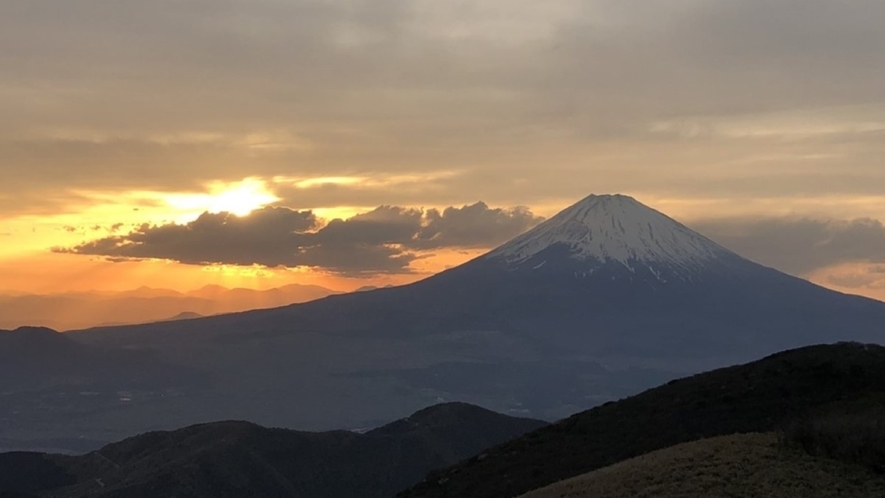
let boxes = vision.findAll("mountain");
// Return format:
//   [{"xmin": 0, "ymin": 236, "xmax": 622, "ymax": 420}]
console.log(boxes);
[
  {"xmin": 355, "ymin": 284, "xmax": 396, "ymax": 292},
  {"xmin": 516, "ymin": 433, "xmax": 885, "ymax": 498},
  {"xmin": 86, "ymin": 195, "xmax": 884, "ymax": 360},
  {"xmin": 0, "ymin": 403, "xmax": 546, "ymax": 498},
  {"xmin": 0, "ymin": 327, "xmax": 207, "ymax": 453},
  {"xmin": 31, "ymin": 193, "xmax": 885, "ymax": 441},
  {"xmin": 185, "ymin": 283, "xmax": 337, "ymax": 303},
  {"xmin": 485, "ymin": 193, "xmax": 730, "ymax": 277},
  {"xmin": 164, "ymin": 311, "xmax": 203, "ymax": 321},
  {"xmin": 414, "ymin": 194, "xmax": 885, "ymax": 362},
  {"xmin": 0, "ymin": 327, "xmax": 202, "ymax": 393},
  {"xmin": 115, "ymin": 287, "xmax": 185, "ymax": 299},
  {"xmin": 398, "ymin": 342, "xmax": 885, "ymax": 498}
]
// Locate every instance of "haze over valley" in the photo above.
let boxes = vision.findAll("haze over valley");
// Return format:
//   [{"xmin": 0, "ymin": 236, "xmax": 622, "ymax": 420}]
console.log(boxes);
[{"xmin": 0, "ymin": 284, "xmax": 339, "ymax": 331}]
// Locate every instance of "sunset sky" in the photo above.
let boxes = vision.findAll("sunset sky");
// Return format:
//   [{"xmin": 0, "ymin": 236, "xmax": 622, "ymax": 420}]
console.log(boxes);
[{"xmin": 2, "ymin": 0, "xmax": 885, "ymax": 299}]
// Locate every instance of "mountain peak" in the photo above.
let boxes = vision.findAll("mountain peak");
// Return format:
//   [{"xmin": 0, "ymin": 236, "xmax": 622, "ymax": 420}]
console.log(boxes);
[
  {"xmin": 5, "ymin": 326, "xmax": 60, "ymax": 337},
  {"xmin": 484, "ymin": 194, "xmax": 733, "ymax": 275}
]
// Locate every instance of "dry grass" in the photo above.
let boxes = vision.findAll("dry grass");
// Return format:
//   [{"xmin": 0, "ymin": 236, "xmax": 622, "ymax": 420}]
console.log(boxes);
[
  {"xmin": 785, "ymin": 397, "xmax": 885, "ymax": 473},
  {"xmin": 518, "ymin": 433, "xmax": 885, "ymax": 498}
]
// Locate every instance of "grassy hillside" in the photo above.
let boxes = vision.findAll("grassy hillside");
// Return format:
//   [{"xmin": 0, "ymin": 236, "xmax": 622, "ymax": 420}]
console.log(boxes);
[
  {"xmin": 400, "ymin": 343, "xmax": 885, "ymax": 498},
  {"xmin": 784, "ymin": 394, "xmax": 885, "ymax": 473},
  {"xmin": 518, "ymin": 433, "xmax": 885, "ymax": 498},
  {"xmin": 0, "ymin": 403, "xmax": 545, "ymax": 498}
]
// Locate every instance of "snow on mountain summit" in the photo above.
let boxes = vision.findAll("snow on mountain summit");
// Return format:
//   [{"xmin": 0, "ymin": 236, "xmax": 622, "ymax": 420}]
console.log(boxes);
[{"xmin": 485, "ymin": 194, "xmax": 734, "ymax": 272}]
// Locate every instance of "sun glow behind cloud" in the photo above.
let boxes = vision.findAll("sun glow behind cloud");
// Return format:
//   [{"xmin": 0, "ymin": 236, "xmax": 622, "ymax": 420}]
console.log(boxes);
[{"xmin": 165, "ymin": 178, "xmax": 280, "ymax": 218}]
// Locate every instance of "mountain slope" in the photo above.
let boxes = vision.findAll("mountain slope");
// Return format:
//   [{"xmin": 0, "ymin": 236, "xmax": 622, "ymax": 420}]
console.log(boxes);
[
  {"xmin": 399, "ymin": 342, "xmax": 885, "ymax": 498},
  {"xmin": 57, "ymin": 193, "xmax": 885, "ymax": 438},
  {"xmin": 0, "ymin": 403, "xmax": 545, "ymax": 498},
  {"xmin": 517, "ymin": 433, "xmax": 885, "ymax": 498}
]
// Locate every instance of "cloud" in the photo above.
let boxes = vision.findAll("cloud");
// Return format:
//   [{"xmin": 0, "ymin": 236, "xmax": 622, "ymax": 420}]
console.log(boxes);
[
  {"xmin": 693, "ymin": 217, "xmax": 885, "ymax": 275},
  {"xmin": 316, "ymin": 206, "xmax": 425, "ymax": 248},
  {"xmin": 800, "ymin": 262, "xmax": 885, "ymax": 299},
  {"xmin": 413, "ymin": 202, "xmax": 541, "ymax": 249},
  {"xmin": 2, "ymin": 0, "xmax": 885, "ymax": 214},
  {"xmin": 56, "ymin": 202, "xmax": 544, "ymax": 275},
  {"xmin": 57, "ymin": 207, "xmax": 320, "ymax": 268}
]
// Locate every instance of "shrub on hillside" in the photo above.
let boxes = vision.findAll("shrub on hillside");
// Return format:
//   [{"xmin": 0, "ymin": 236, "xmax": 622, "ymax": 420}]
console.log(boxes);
[{"xmin": 785, "ymin": 398, "xmax": 885, "ymax": 473}]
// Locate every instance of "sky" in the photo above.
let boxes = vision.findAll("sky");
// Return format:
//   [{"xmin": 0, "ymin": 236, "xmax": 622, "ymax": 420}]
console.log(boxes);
[{"xmin": 1, "ymin": 0, "xmax": 885, "ymax": 299}]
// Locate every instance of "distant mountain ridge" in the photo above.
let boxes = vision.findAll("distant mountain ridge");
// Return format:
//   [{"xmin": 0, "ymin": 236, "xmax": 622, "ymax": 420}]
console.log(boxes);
[
  {"xmin": 0, "ymin": 283, "xmax": 340, "ymax": 330},
  {"xmin": 0, "ymin": 403, "xmax": 546, "ymax": 498}
]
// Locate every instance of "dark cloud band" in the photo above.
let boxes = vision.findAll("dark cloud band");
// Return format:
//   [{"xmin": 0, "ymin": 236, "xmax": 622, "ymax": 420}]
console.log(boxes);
[{"xmin": 56, "ymin": 203, "xmax": 544, "ymax": 275}]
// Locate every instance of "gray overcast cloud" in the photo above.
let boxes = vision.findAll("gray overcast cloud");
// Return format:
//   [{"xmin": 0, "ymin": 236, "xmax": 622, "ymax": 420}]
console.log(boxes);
[
  {"xmin": 1, "ymin": 0, "xmax": 884, "ymax": 210},
  {"xmin": 694, "ymin": 217, "xmax": 885, "ymax": 275}
]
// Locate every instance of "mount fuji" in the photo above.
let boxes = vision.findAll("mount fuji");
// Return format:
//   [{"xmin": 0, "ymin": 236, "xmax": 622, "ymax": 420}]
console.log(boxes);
[
  {"xmin": 52, "ymin": 194, "xmax": 885, "ymax": 436},
  {"xmin": 487, "ymin": 194, "xmax": 730, "ymax": 275}
]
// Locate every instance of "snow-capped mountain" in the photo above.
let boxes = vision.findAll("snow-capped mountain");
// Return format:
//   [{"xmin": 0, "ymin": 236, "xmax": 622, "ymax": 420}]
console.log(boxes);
[
  {"xmin": 64, "ymin": 193, "xmax": 885, "ymax": 437},
  {"xmin": 489, "ymin": 195, "xmax": 728, "ymax": 267},
  {"xmin": 79, "ymin": 192, "xmax": 885, "ymax": 367},
  {"xmin": 483, "ymin": 194, "xmax": 734, "ymax": 280}
]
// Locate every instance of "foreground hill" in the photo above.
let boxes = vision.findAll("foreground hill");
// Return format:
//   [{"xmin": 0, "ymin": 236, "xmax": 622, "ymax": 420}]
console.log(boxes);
[
  {"xmin": 0, "ymin": 403, "xmax": 545, "ymax": 498},
  {"xmin": 400, "ymin": 342, "xmax": 885, "ymax": 498},
  {"xmin": 519, "ymin": 433, "xmax": 885, "ymax": 498}
]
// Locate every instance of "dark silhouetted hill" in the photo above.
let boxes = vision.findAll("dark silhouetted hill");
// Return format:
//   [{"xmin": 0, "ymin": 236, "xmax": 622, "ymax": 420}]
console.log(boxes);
[
  {"xmin": 400, "ymin": 342, "xmax": 885, "ymax": 498},
  {"xmin": 516, "ymin": 432, "xmax": 885, "ymax": 498},
  {"xmin": 0, "ymin": 403, "xmax": 545, "ymax": 498},
  {"xmin": 784, "ymin": 393, "xmax": 885, "ymax": 473}
]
